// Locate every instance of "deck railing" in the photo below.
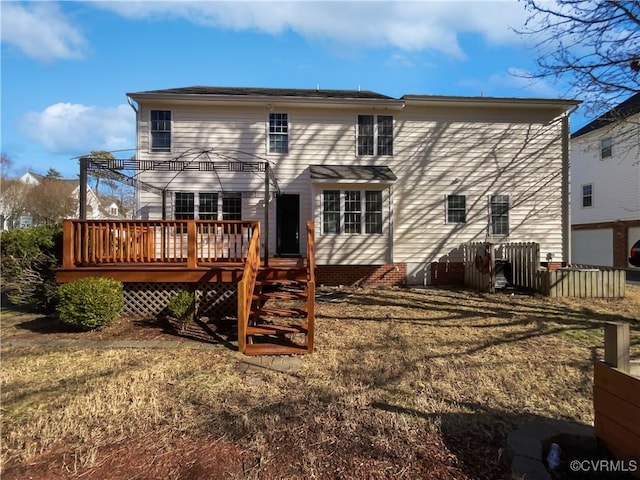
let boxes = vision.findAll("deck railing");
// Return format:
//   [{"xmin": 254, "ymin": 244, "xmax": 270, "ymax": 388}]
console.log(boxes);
[
  {"xmin": 62, "ymin": 219, "xmax": 259, "ymax": 268},
  {"xmin": 237, "ymin": 223, "xmax": 261, "ymax": 354}
]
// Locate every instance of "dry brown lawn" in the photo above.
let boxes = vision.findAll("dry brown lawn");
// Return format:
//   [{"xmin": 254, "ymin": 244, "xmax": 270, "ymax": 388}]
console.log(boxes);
[{"xmin": 1, "ymin": 285, "xmax": 639, "ymax": 479}]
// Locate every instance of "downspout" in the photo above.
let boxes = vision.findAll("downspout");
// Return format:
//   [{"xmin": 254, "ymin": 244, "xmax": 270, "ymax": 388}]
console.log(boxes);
[
  {"xmin": 562, "ymin": 106, "xmax": 579, "ymax": 266},
  {"xmin": 127, "ymin": 96, "xmax": 140, "ymax": 218}
]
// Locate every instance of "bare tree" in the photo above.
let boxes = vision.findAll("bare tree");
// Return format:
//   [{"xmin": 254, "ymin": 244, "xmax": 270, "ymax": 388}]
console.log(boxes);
[
  {"xmin": 520, "ymin": 0, "xmax": 640, "ymax": 113},
  {"xmin": 27, "ymin": 178, "xmax": 77, "ymax": 225}
]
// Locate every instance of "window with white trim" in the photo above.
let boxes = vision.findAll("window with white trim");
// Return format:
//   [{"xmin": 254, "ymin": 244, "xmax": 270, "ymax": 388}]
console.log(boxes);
[
  {"xmin": 269, "ymin": 113, "xmax": 289, "ymax": 154},
  {"xmin": 446, "ymin": 195, "xmax": 466, "ymax": 223},
  {"xmin": 582, "ymin": 184, "xmax": 593, "ymax": 208},
  {"xmin": 489, "ymin": 195, "xmax": 509, "ymax": 235},
  {"xmin": 150, "ymin": 110, "xmax": 171, "ymax": 152},
  {"xmin": 601, "ymin": 137, "xmax": 612, "ymax": 159},
  {"xmin": 174, "ymin": 192, "xmax": 242, "ymax": 220},
  {"xmin": 175, "ymin": 192, "xmax": 194, "ymax": 220},
  {"xmin": 198, "ymin": 193, "xmax": 218, "ymax": 220},
  {"xmin": 357, "ymin": 115, "xmax": 393, "ymax": 156},
  {"xmin": 222, "ymin": 193, "xmax": 242, "ymax": 220},
  {"xmin": 321, "ymin": 189, "xmax": 384, "ymax": 235}
]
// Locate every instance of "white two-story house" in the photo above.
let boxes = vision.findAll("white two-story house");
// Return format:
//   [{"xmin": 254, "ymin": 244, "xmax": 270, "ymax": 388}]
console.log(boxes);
[
  {"xmin": 570, "ymin": 93, "xmax": 640, "ymax": 269},
  {"xmin": 126, "ymin": 87, "xmax": 579, "ymax": 286}
]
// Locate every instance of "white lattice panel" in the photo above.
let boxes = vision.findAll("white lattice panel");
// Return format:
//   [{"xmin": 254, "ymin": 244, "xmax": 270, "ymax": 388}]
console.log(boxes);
[{"xmin": 123, "ymin": 282, "xmax": 237, "ymax": 319}]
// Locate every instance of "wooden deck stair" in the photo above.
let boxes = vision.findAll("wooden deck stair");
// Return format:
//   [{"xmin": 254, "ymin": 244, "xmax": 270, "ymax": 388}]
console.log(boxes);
[{"xmin": 237, "ymin": 221, "xmax": 315, "ymax": 356}]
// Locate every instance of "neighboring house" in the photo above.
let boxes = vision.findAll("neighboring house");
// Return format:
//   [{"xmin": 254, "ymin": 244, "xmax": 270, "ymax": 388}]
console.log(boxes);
[
  {"xmin": 0, "ymin": 172, "xmax": 121, "ymax": 229},
  {"xmin": 126, "ymin": 86, "xmax": 578, "ymax": 286},
  {"xmin": 570, "ymin": 93, "xmax": 640, "ymax": 269}
]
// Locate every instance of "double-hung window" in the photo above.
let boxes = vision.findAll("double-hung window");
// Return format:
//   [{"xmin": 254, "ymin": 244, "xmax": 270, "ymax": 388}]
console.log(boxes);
[
  {"xmin": 322, "ymin": 190, "xmax": 383, "ymax": 235},
  {"xmin": 322, "ymin": 190, "xmax": 340, "ymax": 234},
  {"xmin": 490, "ymin": 195, "xmax": 509, "ymax": 235},
  {"xmin": 175, "ymin": 192, "xmax": 195, "ymax": 220},
  {"xmin": 198, "ymin": 193, "xmax": 218, "ymax": 220},
  {"xmin": 601, "ymin": 137, "xmax": 612, "ymax": 159},
  {"xmin": 269, "ymin": 113, "xmax": 289, "ymax": 154},
  {"xmin": 150, "ymin": 110, "xmax": 171, "ymax": 152},
  {"xmin": 357, "ymin": 115, "xmax": 393, "ymax": 156},
  {"xmin": 175, "ymin": 192, "xmax": 242, "ymax": 220},
  {"xmin": 582, "ymin": 184, "xmax": 593, "ymax": 208},
  {"xmin": 446, "ymin": 195, "xmax": 466, "ymax": 224},
  {"xmin": 222, "ymin": 193, "xmax": 242, "ymax": 220}
]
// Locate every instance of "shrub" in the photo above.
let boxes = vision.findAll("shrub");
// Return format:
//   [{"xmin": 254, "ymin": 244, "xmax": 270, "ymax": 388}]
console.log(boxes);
[
  {"xmin": 0, "ymin": 225, "xmax": 62, "ymax": 311},
  {"xmin": 56, "ymin": 277, "xmax": 124, "ymax": 330},
  {"xmin": 166, "ymin": 289, "xmax": 196, "ymax": 331}
]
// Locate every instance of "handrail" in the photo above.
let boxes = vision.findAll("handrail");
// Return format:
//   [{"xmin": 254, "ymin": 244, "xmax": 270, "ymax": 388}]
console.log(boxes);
[
  {"xmin": 237, "ymin": 223, "xmax": 261, "ymax": 354},
  {"xmin": 61, "ymin": 219, "xmax": 258, "ymax": 267},
  {"xmin": 305, "ymin": 220, "xmax": 316, "ymax": 352}
]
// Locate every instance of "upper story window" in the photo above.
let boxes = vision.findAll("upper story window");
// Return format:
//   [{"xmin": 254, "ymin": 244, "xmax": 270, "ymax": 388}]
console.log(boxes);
[
  {"xmin": 489, "ymin": 195, "xmax": 509, "ymax": 235},
  {"xmin": 446, "ymin": 195, "xmax": 466, "ymax": 224},
  {"xmin": 601, "ymin": 137, "xmax": 612, "ymax": 159},
  {"xmin": 357, "ymin": 115, "xmax": 393, "ymax": 156},
  {"xmin": 109, "ymin": 205, "xmax": 119, "ymax": 216},
  {"xmin": 582, "ymin": 184, "xmax": 593, "ymax": 208},
  {"xmin": 322, "ymin": 189, "xmax": 384, "ymax": 235},
  {"xmin": 150, "ymin": 110, "xmax": 171, "ymax": 152},
  {"xmin": 269, "ymin": 113, "xmax": 289, "ymax": 154}
]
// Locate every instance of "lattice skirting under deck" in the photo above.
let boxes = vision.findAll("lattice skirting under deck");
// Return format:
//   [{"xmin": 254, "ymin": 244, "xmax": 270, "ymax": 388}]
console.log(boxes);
[{"xmin": 123, "ymin": 282, "xmax": 237, "ymax": 319}]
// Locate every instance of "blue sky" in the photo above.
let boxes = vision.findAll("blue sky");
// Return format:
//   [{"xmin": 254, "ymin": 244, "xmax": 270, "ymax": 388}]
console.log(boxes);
[{"xmin": 1, "ymin": 0, "xmax": 587, "ymax": 179}]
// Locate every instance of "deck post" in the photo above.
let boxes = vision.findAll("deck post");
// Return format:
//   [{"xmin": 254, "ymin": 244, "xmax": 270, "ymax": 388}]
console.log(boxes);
[
  {"xmin": 264, "ymin": 162, "xmax": 270, "ymax": 267},
  {"xmin": 187, "ymin": 220, "xmax": 197, "ymax": 269},
  {"xmin": 604, "ymin": 322, "xmax": 630, "ymax": 373},
  {"xmin": 62, "ymin": 220, "xmax": 75, "ymax": 269},
  {"xmin": 79, "ymin": 156, "xmax": 88, "ymax": 220}
]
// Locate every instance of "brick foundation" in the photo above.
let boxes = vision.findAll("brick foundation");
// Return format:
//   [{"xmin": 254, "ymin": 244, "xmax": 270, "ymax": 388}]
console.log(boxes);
[
  {"xmin": 316, "ymin": 263, "xmax": 406, "ymax": 287},
  {"xmin": 430, "ymin": 262, "xmax": 465, "ymax": 285},
  {"xmin": 544, "ymin": 262, "xmax": 564, "ymax": 272}
]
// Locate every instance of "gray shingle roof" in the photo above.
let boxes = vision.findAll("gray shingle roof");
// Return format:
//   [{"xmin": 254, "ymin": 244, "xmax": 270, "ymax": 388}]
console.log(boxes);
[
  {"xmin": 572, "ymin": 92, "xmax": 640, "ymax": 138},
  {"xmin": 128, "ymin": 86, "xmax": 394, "ymax": 100}
]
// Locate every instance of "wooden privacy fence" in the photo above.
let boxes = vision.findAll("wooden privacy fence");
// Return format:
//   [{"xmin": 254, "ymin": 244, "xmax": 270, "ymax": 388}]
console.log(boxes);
[
  {"xmin": 464, "ymin": 241, "xmax": 540, "ymax": 293},
  {"xmin": 62, "ymin": 219, "xmax": 258, "ymax": 268},
  {"xmin": 535, "ymin": 268, "xmax": 626, "ymax": 298},
  {"xmin": 594, "ymin": 322, "xmax": 640, "ymax": 474}
]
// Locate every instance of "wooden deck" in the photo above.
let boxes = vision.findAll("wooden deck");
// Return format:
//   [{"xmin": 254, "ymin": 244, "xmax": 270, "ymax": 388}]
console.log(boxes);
[{"xmin": 57, "ymin": 219, "xmax": 315, "ymax": 355}]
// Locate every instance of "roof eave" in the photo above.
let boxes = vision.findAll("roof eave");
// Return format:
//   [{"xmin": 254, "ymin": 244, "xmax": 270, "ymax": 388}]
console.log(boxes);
[
  {"xmin": 403, "ymin": 95, "xmax": 581, "ymax": 111},
  {"xmin": 126, "ymin": 92, "xmax": 405, "ymax": 110}
]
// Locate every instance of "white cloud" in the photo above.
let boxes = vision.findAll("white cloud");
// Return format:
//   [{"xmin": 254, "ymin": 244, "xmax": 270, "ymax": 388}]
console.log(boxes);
[
  {"xmin": 21, "ymin": 103, "xmax": 135, "ymax": 155},
  {"xmin": 94, "ymin": 1, "xmax": 530, "ymax": 58},
  {"xmin": 0, "ymin": 2, "xmax": 87, "ymax": 62}
]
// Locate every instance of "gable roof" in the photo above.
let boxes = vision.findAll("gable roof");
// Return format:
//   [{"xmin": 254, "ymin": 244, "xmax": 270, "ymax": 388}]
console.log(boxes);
[
  {"xmin": 572, "ymin": 92, "xmax": 640, "ymax": 138},
  {"xmin": 128, "ymin": 86, "xmax": 394, "ymax": 100}
]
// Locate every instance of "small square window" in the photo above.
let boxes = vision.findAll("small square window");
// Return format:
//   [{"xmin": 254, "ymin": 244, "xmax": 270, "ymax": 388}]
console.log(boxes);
[
  {"xmin": 447, "ymin": 195, "xmax": 466, "ymax": 223},
  {"xmin": 601, "ymin": 138, "xmax": 612, "ymax": 159}
]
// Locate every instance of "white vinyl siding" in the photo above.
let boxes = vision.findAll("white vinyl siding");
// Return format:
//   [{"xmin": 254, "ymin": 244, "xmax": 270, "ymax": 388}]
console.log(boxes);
[{"xmin": 136, "ymin": 101, "xmax": 569, "ymax": 268}]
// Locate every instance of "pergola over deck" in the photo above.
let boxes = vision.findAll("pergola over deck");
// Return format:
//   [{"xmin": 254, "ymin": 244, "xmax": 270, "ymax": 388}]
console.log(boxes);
[
  {"xmin": 59, "ymin": 150, "xmax": 315, "ymax": 355},
  {"xmin": 77, "ymin": 148, "xmax": 281, "ymax": 265}
]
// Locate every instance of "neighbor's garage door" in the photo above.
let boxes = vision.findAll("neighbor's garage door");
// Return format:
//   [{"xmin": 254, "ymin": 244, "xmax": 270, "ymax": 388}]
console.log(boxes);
[{"xmin": 572, "ymin": 229, "xmax": 613, "ymax": 266}]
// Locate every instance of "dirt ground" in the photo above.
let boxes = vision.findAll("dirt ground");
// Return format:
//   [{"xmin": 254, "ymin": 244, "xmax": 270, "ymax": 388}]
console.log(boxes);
[{"xmin": 2, "ymin": 285, "xmax": 639, "ymax": 480}]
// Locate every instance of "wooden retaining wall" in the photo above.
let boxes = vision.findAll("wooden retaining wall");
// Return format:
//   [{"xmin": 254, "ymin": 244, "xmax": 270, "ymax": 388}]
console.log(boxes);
[
  {"xmin": 536, "ymin": 268, "xmax": 626, "ymax": 298},
  {"xmin": 594, "ymin": 323, "xmax": 640, "ymax": 475}
]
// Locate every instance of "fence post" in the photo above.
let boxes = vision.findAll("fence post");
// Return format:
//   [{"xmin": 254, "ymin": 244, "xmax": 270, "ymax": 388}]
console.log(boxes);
[
  {"xmin": 62, "ymin": 220, "xmax": 76, "ymax": 269},
  {"xmin": 604, "ymin": 322, "xmax": 630, "ymax": 373},
  {"xmin": 187, "ymin": 220, "xmax": 198, "ymax": 269}
]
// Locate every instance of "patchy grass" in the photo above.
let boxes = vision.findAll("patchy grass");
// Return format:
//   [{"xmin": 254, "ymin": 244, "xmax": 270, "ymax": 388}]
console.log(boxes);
[{"xmin": 1, "ymin": 286, "xmax": 639, "ymax": 479}]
